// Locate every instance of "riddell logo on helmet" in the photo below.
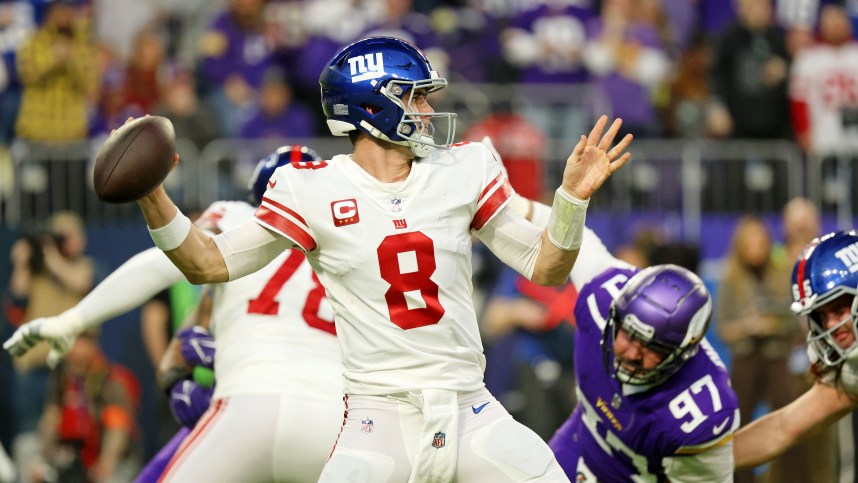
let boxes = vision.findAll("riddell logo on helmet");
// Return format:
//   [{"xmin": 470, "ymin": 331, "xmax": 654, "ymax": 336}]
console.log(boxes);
[
  {"xmin": 835, "ymin": 242, "xmax": 858, "ymax": 273},
  {"xmin": 348, "ymin": 53, "xmax": 386, "ymax": 83}
]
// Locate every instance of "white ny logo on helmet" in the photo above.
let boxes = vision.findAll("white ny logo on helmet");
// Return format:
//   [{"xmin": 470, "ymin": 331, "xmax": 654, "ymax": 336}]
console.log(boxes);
[
  {"xmin": 348, "ymin": 52, "xmax": 386, "ymax": 83},
  {"xmin": 836, "ymin": 242, "xmax": 858, "ymax": 273}
]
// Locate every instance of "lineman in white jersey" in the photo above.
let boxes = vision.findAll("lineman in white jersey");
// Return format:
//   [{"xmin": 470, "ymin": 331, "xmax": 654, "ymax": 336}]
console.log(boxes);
[
  {"xmin": 5, "ymin": 146, "xmax": 344, "ymax": 482},
  {"xmin": 733, "ymin": 230, "xmax": 858, "ymax": 469},
  {"xmin": 128, "ymin": 36, "xmax": 633, "ymax": 482}
]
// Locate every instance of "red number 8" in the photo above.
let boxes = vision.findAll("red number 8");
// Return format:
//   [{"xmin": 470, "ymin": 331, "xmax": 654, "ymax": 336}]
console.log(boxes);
[{"xmin": 377, "ymin": 232, "xmax": 445, "ymax": 330}]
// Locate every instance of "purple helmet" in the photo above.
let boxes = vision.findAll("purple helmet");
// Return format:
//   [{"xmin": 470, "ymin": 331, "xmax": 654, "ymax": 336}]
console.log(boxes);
[
  {"xmin": 791, "ymin": 230, "xmax": 858, "ymax": 367},
  {"xmin": 248, "ymin": 144, "xmax": 322, "ymax": 205},
  {"xmin": 319, "ymin": 36, "xmax": 456, "ymax": 158},
  {"xmin": 602, "ymin": 264, "xmax": 713, "ymax": 385}
]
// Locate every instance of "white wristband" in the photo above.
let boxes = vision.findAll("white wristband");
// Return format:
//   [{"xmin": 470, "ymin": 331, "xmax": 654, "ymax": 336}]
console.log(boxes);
[
  {"xmin": 148, "ymin": 209, "xmax": 191, "ymax": 251},
  {"xmin": 547, "ymin": 187, "xmax": 589, "ymax": 250}
]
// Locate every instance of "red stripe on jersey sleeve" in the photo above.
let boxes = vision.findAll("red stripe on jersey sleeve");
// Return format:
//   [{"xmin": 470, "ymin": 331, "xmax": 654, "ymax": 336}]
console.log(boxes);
[
  {"xmin": 471, "ymin": 178, "xmax": 513, "ymax": 230},
  {"xmin": 255, "ymin": 206, "xmax": 317, "ymax": 252},
  {"xmin": 478, "ymin": 174, "xmax": 504, "ymax": 203},
  {"xmin": 261, "ymin": 196, "xmax": 309, "ymax": 226}
]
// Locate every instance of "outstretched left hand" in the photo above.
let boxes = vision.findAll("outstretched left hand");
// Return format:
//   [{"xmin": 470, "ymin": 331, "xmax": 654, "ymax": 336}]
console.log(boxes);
[{"xmin": 561, "ymin": 115, "xmax": 633, "ymax": 200}]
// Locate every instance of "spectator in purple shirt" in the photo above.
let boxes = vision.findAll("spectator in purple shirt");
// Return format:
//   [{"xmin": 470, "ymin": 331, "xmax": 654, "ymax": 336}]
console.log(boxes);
[
  {"xmin": 501, "ymin": 0, "xmax": 596, "ymax": 140},
  {"xmin": 238, "ymin": 67, "xmax": 316, "ymax": 140},
  {"xmin": 198, "ymin": 0, "xmax": 275, "ymax": 137},
  {"xmin": 360, "ymin": 0, "xmax": 450, "ymax": 82},
  {"xmin": 582, "ymin": 0, "xmax": 671, "ymax": 137}
]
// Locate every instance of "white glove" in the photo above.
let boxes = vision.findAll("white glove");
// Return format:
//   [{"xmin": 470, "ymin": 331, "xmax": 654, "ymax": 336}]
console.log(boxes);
[{"xmin": 3, "ymin": 308, "xmax": 84, "ymax": 368}]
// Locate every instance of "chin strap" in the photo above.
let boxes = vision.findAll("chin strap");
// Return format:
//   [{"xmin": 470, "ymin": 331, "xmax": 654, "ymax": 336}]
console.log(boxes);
[{"xmin": 358, "ymin": 120, "xmax": 436, "ymax": 158}]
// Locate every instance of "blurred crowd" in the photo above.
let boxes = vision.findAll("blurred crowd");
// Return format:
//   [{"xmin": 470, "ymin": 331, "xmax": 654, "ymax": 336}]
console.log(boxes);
[
  {"xmin": 1, "ymin": 0, "xmax": 858, "ymax": 481},
  {"xmin": 0, "ymin": 0, "xmax": 856, "ymax": 219},
  {"xmin": 0, "ymin": 0, "xmax": 856, "ymax": 152}
]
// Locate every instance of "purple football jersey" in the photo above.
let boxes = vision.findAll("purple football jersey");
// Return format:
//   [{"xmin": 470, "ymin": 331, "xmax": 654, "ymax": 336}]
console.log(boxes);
[{"xmin": 549, "ymin": 267, "xmax": 739, "ymax": 481}]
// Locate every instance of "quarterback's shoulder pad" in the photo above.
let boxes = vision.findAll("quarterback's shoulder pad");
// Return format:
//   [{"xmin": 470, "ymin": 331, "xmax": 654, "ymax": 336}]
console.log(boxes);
[
  {"xmin": 264, "ymin": 155, "xmax": 335, "ymax": 195},
  {"xmin": 278, "ymin": 156, "xmax": 332, "ymax": 176},
  {"xmin": 448, "ymin": 140, "xmax": 493, "ymax": 162},
  {"xmin": 429, "ymin": 141, "xmax": 497, "ymax": 176},
  {"xmin": 255, "ymin": 167, "xmax": 318, "ymax": 252}
]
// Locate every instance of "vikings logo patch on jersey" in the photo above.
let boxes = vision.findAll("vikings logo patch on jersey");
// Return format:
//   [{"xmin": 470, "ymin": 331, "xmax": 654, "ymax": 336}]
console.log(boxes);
[
  {"xmin": 432, "ymin": 432, "xmax": 446, "ymax": 449},
  {"xmin": 361, "ymin": 417, "xmax": 374, "ymax": 433}
]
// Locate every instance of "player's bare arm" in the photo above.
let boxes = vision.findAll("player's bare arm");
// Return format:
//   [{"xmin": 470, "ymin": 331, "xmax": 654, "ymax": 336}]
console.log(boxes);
[
  {"xmin": 137, "ymin": 186, "xmax": 230, "ymax": 284},
  {"xmin": 733, "ymin": 381, "xmax": 856, "ymax": 469},
  {"xmin": 531, "ymin": 115, "xmax": 632, "ymax": 286}
]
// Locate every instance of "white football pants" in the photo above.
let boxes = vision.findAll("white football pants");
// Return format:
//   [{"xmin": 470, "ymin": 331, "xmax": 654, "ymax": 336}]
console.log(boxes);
[
  {"xmin": 160, "ymin": 393, "xmax": 344, "ymax": 482},
  {"xmin": 319, "ymin": 387, "xmax": 570, "ymax": 483}
]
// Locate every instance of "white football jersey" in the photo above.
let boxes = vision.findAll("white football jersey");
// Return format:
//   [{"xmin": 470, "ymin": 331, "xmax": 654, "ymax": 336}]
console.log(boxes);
[
  {"xmin": 255, "ymin": 142, "xmax": 513, "ymax": 395},
  {"xmin": 200, "ymin": 201, "xmax": 342, "ymax": 401},
  {"xmin": 790, "ymin": 42, "xmax": 858, "ymax": 156}
]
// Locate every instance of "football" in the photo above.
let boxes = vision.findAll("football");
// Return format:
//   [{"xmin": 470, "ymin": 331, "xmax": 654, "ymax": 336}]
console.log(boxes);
[{"xmin": 93, "ymin": 116, "xmax": 176, "ymax": 203}]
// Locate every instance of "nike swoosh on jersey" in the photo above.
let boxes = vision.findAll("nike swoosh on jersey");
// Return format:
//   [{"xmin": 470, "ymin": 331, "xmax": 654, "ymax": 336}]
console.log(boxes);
[
  {"xmin": 268, "ymin": 180, "xmax": 277, "ymax": 189},
  {"xmin": 713, "ymin": 418, "xmax": 730, "ymax": 435},
  {"xmin": 472, "ymin": 402, "xmax": 490, "ymax": 414}
]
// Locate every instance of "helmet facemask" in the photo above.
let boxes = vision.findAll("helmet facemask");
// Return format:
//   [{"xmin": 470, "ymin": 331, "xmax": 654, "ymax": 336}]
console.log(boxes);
[
  {"xmin": 804, "ymin": 291, "xmax": 858, "ymax": 367},
  {"xmin": 376, "ymin": 77, "xmax": 456, "ymax": 158},
  {"xmin": 602, "ymin": 306, "xmax": 701, "ymax": 386}
]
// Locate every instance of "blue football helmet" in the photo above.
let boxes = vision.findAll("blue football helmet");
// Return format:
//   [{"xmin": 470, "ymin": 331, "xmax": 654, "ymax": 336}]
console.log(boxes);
[
  {"xmin": 602, "ymin": 264, "xmax": 713, "ymax": 385},
  {"xmin": 248, "ymin": 145, "xmax": 322, "ymax": 205},
  {"xmin": 791, "ymin": 230, "xmax": 858, "ymax": 367},
  {"xmin": 319, "ymin": 36, "xmax": 456, "ymax": 158}
]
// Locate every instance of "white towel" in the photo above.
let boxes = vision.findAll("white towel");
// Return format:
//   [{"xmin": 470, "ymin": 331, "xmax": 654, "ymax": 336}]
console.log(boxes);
[{"xmin": 404, "ymin": 389, "xmax": 459, "ymax": 483}]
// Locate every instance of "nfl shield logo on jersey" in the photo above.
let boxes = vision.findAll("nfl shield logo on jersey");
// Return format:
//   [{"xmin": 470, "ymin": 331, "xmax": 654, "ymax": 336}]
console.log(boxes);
[
  {"xmin": 390, "ymin": 197, "xmax": 402, "ymax": 213},
  {"xmin": 432, "ymin": 432, "xmax": 446, "ymax": 449},
  {"xmin": 361, "ymin": 417, "xmax": 373, "ymax": 433}
]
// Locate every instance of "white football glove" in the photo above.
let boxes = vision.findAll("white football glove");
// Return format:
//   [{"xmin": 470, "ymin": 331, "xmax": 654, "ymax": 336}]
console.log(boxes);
[{"xmin": 3, "ymin": 308, "xmax": 84, "ymax": 368}]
